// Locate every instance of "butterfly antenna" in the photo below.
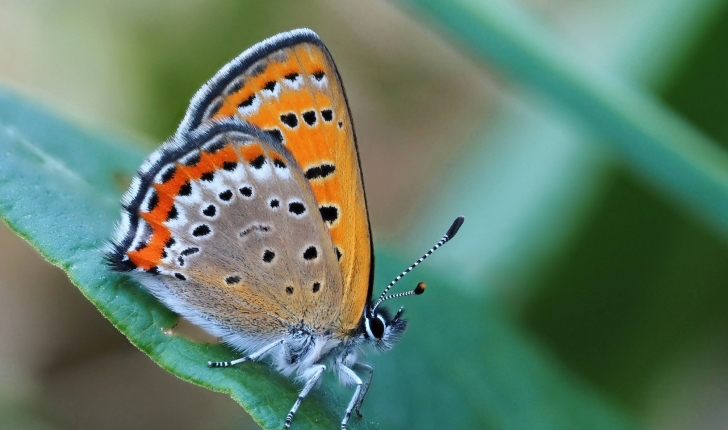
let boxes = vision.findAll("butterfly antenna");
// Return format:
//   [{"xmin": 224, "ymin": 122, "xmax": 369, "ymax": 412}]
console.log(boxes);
[{"xmin": 371, "ymin": 216, "xmax": 465, "ymax": 312}]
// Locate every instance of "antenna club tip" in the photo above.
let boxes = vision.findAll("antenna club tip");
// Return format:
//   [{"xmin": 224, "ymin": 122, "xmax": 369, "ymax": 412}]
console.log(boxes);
[
  {"xmin": 446, "ymin": 216, "xmax": 465, "ymax": 239},
  {"xmin": 414, "ymin": 282, "xmax": 426, "ymax": 295}
]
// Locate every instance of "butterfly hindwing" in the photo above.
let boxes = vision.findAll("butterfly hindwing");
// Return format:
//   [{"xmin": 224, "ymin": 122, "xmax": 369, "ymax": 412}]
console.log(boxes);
[
  {"xmin": 181, "ymin": 29, "xmax": 373, "ymax": 333},
  {"xmin": 108, "ymin": 120, "xmax": 345, "ymax": 345}
]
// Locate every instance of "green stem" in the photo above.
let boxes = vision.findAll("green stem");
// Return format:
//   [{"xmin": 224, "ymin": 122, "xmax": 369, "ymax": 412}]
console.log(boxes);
[{"xmin": 399, "ymin": 0, "xmax": 728, "ymax": 238}]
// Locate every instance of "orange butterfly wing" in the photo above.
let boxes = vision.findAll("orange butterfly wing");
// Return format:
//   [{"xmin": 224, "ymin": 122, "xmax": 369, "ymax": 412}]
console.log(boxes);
[{"xmin": 180, "ymin": 29, "xmax": 373, "ymax": 333}]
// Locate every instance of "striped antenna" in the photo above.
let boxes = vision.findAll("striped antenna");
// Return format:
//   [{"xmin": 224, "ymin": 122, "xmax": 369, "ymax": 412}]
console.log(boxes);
[
  {"xmin": 377, "ymin": 281, "xmax": 426, "ymax": 305},
  {"xmin": 371, "ymin": 216, "xmax": 464, "ymax": 312}
]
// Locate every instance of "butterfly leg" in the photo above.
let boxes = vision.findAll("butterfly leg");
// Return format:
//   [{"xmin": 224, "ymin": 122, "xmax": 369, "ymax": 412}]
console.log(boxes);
[
  {"xmin": 338, "ymin": 362, "xmax": 366, "ymax": 430},
  {"xmin": 352, "ymin": 363, "xmax": 373, "ymax": 417},
  {"xmin": 285, "ymin": 364, "xmax": 326, "ymax": 428},
  {"xmin": 207, "ymin": 339, "xmax": 284, "ymax": 368}
]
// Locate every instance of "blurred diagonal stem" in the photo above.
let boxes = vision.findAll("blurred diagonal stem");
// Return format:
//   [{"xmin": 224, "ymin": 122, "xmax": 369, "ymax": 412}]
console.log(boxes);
[{"xmin": 399, "ymin": 0, "xmax": 728, "ymax": 240}]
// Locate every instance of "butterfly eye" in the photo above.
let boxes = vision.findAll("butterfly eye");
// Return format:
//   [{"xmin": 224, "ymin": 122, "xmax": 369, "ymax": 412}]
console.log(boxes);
[{"xmin": 368, "ymin": 315, "xmax": 385, "ymax": 339}]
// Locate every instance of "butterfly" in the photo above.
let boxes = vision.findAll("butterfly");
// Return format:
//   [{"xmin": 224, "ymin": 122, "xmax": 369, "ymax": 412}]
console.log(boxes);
[{"xmin": 106, "ymin": 28, "xmax": 463, "ymax": 429}]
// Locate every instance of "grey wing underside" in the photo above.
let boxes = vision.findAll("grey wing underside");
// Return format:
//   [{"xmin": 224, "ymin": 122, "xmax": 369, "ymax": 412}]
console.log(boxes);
[{"xmin": 129, "ymin": 120, "xmax": 344, "ymax": 350}]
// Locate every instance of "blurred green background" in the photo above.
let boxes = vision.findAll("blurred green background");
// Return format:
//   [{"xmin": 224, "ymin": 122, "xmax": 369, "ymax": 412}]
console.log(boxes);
[{"xmin": 2, "ymin": 0, "xmax": 728, "ymax": 429}]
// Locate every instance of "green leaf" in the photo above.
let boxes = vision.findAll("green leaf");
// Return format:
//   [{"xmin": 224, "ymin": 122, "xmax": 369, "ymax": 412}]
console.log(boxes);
[{"xmin": 0, "ymin": 86, "xmax": 639, "ymax": 429}]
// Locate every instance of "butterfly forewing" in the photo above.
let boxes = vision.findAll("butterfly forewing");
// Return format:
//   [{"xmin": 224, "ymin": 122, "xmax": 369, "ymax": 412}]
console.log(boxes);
[{"xmin": 184, "ymin": 30, "xmax": 373, "ymax": 333}]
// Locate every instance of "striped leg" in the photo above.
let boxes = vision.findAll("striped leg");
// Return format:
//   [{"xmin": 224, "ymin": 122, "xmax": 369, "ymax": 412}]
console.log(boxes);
[
  {"xmin": 285, "ymin": 364, "xmax": 326, "ymax": 428},
  {"xmin": 338, "ymin": 362, "xmax": 365, "ymax": 430},
  {"xmin": 352, "ymin": 363, "xmax": 373, "ymax": 417},
  {"xmin": 207, "ymin": 339, "xmax": 284, "ymax": 368}
]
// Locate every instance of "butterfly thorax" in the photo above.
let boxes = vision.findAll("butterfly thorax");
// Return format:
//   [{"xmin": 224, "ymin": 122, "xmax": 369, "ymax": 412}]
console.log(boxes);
[
  {"xmin": 271, "ymin": 325, "xmax": 338, "ymax": 377},
  {"xmin": 271, "ymin": 303, "xmax": 408, "ymax": 379}
]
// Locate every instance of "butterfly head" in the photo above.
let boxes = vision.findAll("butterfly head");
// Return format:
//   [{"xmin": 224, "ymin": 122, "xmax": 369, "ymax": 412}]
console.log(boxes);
[
  {"xmin": 363, "ymin": 281, "xmax": 423, "ymax": 349},
  {"xmin": 363, "ymin": 305, "xmax": 406, "ymax": 350}
]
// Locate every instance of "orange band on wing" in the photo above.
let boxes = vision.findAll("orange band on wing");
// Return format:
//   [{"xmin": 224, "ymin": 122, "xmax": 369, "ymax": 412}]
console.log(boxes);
[
  {"xmin": 126, "ymin": 143, "xmax": 241, "ymax": 270},
  {"xmin": 239, "ymin": 143, "xmax": 265, "ymax": 164}
]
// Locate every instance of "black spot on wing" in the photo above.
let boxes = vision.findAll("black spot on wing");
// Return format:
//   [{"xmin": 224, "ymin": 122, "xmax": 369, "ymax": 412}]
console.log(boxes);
[
  {"xmin": 250, "ymin": 155, "xmax": 266, "ymax": 169},
  {"xmin": 305, "ymin": 164, "xmax": 335, "ymax": 180},
  {"xmin": 219, "ymin": 189, "xmax": 233, "ymax": 201},
  {"xmin": 280, "ymin": 113, "xmax": 298, "ymax": 128},
  {"xmin": 202, "ymin": 205, "xmax": 216, "ymax": 217},
  {"xmin": 146, "ymin": 191, "xmax": 159, "ymax": 212},
  {"xmin": 319, "ymin": 205, "xmax": 339, "ymax": 225},
  {"xmin": 223, "ymin": 161, "xmax": 237, "ymax": 171},
  {"xmin": 302, "ymin": 110, "xmax": 317, "ymax": 126},
  {"xmin": 303, "ymin": 246, "xmax": 318, "ymax": 260},
  {"xmin": 321, "ymin": 109, "xmax": 333, "ymax": 122},
  {"xmin": 263, "ymin": 250, "xmax": 276, "ymax": 263},
  {"xmin": 288, "ymin": 202, "xmax": 306, "ymax": 215},
  {"xmin": 160, "ymin": 166, "xmax": 176, "ymax": 183},
  {"xmin": 167, "ymin": 205, "xmax": 178, "ymax": 221},
  {"xmin": 266, "ymin": 128, "xmax": 284, "ymax": 143},
  {"xmin": 225, "ymin": 276, "xmax": 241, "ymax": 285},
  {"xmin": 239, "ymin": 94, "xmax": 256, "ymax": 109},
  {"xmin": 273, "ymin": 158, "xmax": 286, "ymax": 168},
  {"xmin": 192, "ymin": 224, "xmax": 211, "ymax": 237},
  {"xmin": 240, "ymin": 224, "xmax": 270, "ymax": 236},
  {"xmin": 179, "ymin": 181, "xmax": 192, "ymax": 196},
  {"xmin": 181, "ymin": 247, "xmax": 199, "ymax": 256}
]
